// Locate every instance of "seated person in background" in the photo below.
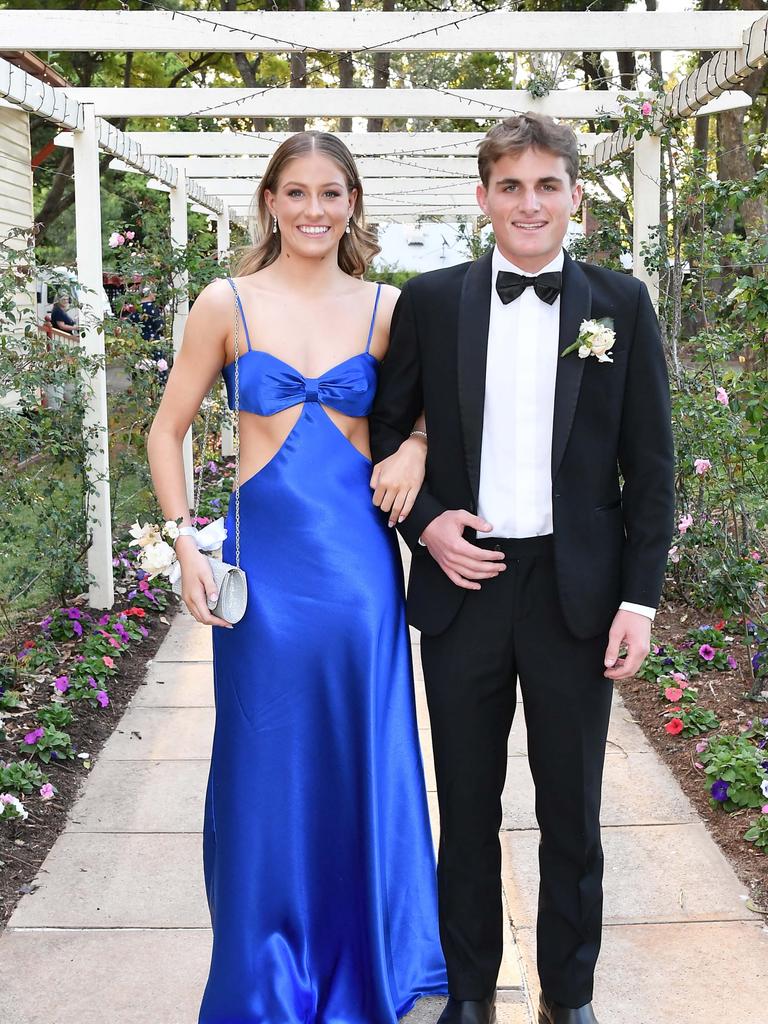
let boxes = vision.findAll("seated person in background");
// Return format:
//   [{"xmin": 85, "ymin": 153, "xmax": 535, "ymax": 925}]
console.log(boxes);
[{"xmin": 50, "ymin": 294, "xmax": 78, "ymax": 335}]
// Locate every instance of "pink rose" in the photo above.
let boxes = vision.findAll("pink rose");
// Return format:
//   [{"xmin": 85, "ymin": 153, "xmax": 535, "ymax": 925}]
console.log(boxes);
[
  {"xmin": 125, "ymin": 230, "xmax": 135, "ymax": 240},
  {"xmin": 641, "ymin": 101, "xmax": 653, "ymax": 116},
  {"xmin": 694, "ymin": 458, "xmax": 711, "ymax": 475},
  {"xmin": 108, "ymin": 232, "xmax": 125, "ymax": 248},
  {"xmin": 156, "ymin": 358, "xmax": 168, "ymax": 371},
  {"xmin": 715, "ymin": 387, "xmax": 729, "ymax": 407},
  {"xmin": 678, "ymin": 513, "xmax": 693, "ymax": 534}
]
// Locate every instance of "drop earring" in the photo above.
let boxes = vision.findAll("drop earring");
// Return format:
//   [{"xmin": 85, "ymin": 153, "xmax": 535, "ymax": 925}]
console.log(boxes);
[
  {"xmin": 345, "ymin": 216, "xmax": 351, "ymax": 235},
  {"xmin": 272, "ymin": 215, "xmax": 278, "ymax": 235}
]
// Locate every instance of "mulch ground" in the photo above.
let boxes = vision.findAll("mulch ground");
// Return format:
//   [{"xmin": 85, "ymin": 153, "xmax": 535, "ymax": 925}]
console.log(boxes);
[
  {"xmin": 0, "ymin": 609, "xmax": 174, "ymax": 928},
  {"xmin": 617, "ymin": 600, "xmax": 768, "ymax": 916}
]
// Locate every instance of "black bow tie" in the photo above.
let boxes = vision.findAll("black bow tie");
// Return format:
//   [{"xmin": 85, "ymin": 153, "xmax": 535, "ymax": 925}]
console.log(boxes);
[{"xmin": 495, "ymin": 270, "xmax": 563, "ymax": 306}]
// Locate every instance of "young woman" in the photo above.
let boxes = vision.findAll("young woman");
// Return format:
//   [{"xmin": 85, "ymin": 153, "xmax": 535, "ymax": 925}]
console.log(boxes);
[{"xmin": 147, "ymin": 132, "xmax": 447, "ymax": 1024}]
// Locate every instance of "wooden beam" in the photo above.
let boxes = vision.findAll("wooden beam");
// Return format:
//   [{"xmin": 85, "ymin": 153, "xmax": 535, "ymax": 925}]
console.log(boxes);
[
  {"xmin": 593, "ymin": 13, "xmax": 767, "ymax": 165},
  {"xmin": 0, "ymin": 10, "xmax": 761, "ymax": 53},
  {"xmin": 63, "ymin": 131, "xmax": 604, "ymax": 158},
  {"xmin": 0, "ymin": 56, "xmax": 224, "ymax": 214},
  {"xmin": 60, "ymin": 87, "xmax": 660, "ymax": 120}
]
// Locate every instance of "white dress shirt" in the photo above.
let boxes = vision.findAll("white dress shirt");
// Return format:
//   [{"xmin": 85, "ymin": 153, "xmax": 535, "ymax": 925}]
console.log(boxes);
[{"xmin": 474, "ymin": 245, "xmax": 655, "ymax": 621}]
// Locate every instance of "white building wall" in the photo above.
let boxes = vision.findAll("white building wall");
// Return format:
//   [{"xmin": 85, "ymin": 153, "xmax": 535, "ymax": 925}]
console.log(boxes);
[{"xmin": 0, "ymin": 103, "xmax": 34, "ymax": 238}]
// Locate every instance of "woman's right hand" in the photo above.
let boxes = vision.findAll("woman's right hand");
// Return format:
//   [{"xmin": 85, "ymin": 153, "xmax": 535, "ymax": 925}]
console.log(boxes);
[{"xmin": 176, "ymin": 538, "xmax": 233, "ymax": 629}]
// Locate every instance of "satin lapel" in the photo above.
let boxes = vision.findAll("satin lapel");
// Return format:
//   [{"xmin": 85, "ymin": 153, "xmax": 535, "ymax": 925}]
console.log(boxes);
[
  {"xmin": 551, "ymin": 253, "xmax": 592, "ymax": 479},
  {"xmin": 457, "ymin": 250, "xmax": 493, "ymax": 507}
]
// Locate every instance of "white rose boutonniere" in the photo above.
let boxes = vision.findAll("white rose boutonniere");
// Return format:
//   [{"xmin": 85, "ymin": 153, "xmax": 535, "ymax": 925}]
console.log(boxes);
[{"xmin": 561, "ymin": 317, "xmax": 616, "ymax": 363}]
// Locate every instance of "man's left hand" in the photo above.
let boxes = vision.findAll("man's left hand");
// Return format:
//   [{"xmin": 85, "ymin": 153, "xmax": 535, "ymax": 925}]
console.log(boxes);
[{"xmin": 603, "ymin": 609, "xmax": 652, "ymax": 680}]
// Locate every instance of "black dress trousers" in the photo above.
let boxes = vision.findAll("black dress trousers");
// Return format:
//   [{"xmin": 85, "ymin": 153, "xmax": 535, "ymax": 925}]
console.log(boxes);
[{"xmin": 420, "ymin": 535, "xmax": 614, "ymax": 1008}]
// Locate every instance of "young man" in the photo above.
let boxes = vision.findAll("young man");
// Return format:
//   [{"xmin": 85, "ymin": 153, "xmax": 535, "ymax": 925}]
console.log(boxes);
[{"xmin": 370, "ymin": 114, "xmax": 674, "ymax": 1024}]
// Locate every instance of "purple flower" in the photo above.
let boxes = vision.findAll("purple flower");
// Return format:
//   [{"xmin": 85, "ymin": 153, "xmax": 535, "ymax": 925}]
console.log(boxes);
[
  {"xmin": 65, "ymin": 608, "xmax": 81, "ymax": 620},
  {"xmin": 699, "ymin": 644, "xmax": 716, "ymax": 661},
  {"xmin": 726, "ymin": 653, "xmax": 738, "ymax": 670},
  {"xmin": 698, "ymin": 625, "xmax": 712, "ymax": 632},
  {"xmin": 138, "ymin": 625, "xmax": 148, "ymax": 638},
  {"xmin": 88, "ymin": 676, "xmax": 98, "ymax": 689},
  {"xmin": 72, "ymin": 620, "xmax": 83, "ymax": 637},
  {"xmin": 40, "ymin": 615, "xmax": 53, "ymax": 630},
  {"xmin": 75, "ymin": 655, "xmax": 84, "ymax": 662},
  {"xmin": 128, "ymin": 589, "xmax": 138, "ymax": 600},
  {"xmin": 98, "ymin": 614, "xmax": 110, "ymax": 626},
  {"xmin": 53, "ymin": 675, "xmax": 69, "ymax": 693},
  {"xmin": 96, "ymin": 690, "xmax": 109, "ymax": 708},
  {"xmin": 24, "ymin": 726, "xmax": 44, "ymax": 745},
  {"xmin": 211, "ymin": 498, "xmax": 221, "ymax": 508},
  {"xmin": 135, "ymin": 569, "xmax": 147, "ymax": 581},
  {"xmin": 753, "ymin": 652, "xmax": 765, "ymax": 673},
  {"xmin": 711, "ymin": 779, "xmax": 730, "ymax": 802}
]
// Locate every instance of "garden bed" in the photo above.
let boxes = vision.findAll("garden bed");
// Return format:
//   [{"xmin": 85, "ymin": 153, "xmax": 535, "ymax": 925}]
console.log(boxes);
[
  {"xmin": 0, "ymin": 597, "xmax": 176, "ymax": 928},
  {"xmin": 617, "ymin": 601, "xmax": 768, "ymax": 915}
]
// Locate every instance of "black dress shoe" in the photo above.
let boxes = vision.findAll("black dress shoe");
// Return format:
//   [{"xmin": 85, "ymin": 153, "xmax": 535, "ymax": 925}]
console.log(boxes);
[
  {"xmin": 437, "ymin": 995, "xmax": 497, "ymax": 1024},
  {"xmin": 538, "ymin": 994, "xmax": 600, "ymax": 1024}
]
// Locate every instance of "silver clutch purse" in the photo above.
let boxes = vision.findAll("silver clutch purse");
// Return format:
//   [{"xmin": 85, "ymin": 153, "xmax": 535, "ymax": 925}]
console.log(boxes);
[{"xmin": 205, "ymin": 556, "xmax": 247, "ymax": 624}]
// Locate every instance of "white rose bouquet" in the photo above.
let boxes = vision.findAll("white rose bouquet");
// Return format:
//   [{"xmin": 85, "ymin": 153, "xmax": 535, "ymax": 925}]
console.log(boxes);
[
  {"xmin": 561, "ymin": 317, "xmax": 616, "ymax": 363},
  {"xmin": 129, "ymin": 517, "xmax": 228, "ymax": 587}
]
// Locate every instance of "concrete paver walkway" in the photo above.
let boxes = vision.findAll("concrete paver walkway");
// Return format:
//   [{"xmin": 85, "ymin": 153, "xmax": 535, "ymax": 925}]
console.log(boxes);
[{"xmin": 1, "ymin": 606, "xmax": 766, "ymax": 1023}]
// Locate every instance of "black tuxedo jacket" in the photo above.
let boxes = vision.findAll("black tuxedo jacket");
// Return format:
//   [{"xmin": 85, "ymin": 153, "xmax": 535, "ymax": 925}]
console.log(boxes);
[{"xmin": 369, "ymin": 249, "xmax": 675, "ymax": 639}]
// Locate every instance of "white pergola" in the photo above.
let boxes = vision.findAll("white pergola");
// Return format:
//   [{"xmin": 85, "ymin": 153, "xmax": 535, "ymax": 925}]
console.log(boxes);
[{"xmin": 1, "ymin": 8, "xmax": 767, "ymax": 609}]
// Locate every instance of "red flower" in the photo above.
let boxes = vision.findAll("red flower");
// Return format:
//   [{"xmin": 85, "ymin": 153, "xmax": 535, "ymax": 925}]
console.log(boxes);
[
  {"xmin": 665, "ymin": 718, "xmax": 684, "ymax": 735},
  {"xmin": 124, "ymin": 607, "xmax": 146, "ymax": 617},
  {"xmin": 714, "ymin": 620, "xmax": 726, "ymax": 630},
  {"xmin": 23, "ymin": 640, "xmax": 35, "ymax": 649},
  {"xmin": 664, "ymin": 686, "xmax": 684, "ymax": 703}
]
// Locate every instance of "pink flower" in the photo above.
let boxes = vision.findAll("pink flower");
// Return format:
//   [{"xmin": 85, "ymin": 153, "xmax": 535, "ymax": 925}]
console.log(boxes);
[
  {"xmin": 678, "ymin": 513, "xmax": 693, "ymax": 534},
  {"xmin": 156, "ymin": 358, "xmax": 168, "ymax": 371},
  {"xmin": 125, "ymin": 230, "xmax": 135, "ymax": 240},
  {"xmin": 671, "ymin": 671, "xmax": 688, "ymax": 685},
  {"xmin": 96, "ymin": 690, "xmax": 110, "ymax": 708},
  {"xmin": 749, "ymin": 550, "xmax": 761, "ymax": 562},
  {"xmin": 698, "ymin": 644, "xmax": 715, "ymax": 661},
  {"xmin": 39, "ymin": 783, "xmax": 55, "ymax": 801},
  {"xmin": 108, "ymin": 636, "xmax": 121, "ymax": 648},
  {"xmin": 763, "ymin": 805, "xmax": 768, "ymax": 815},
  {"xmin": 694, "ymin": 458, "xmax": 711, "ymax": 475},
  {"xmin": 668, "ymin": 545, "xmax": 680, "ymax": 563},
  {"xmin": 641, "ymin": 100, "xmax": 653, "ymax": 116},
  {"xmin": 664, "ymin": 686, "xmax": 684, "ymax": 703},
  {"xmin": 102, "ymin": 655, "xmax": 115, "ymax": 668},
  {"xmin": 24, "ymin": 726, "xmax": 44, "ymax": 745},
  {"xmin": 726, "ymin": 653, "xmax": 738, "ymax": 670},
  {"xmin": 695, "ymin": 739, "xmax": 709, "ymax": 753},
  {"xmin": 108, "ymin": 232, "xmax": 125, "ymax": 248},
  {"xmin": 193, "ymin": 516, "xmax": 210, "ymax": 526},
  {"xmin": 53, "ymin": 675, "xmax": 69, "ymax": 693},
  {"xmin": 715, "ymin": 387, "xmax": 729, "ymax": 407}
]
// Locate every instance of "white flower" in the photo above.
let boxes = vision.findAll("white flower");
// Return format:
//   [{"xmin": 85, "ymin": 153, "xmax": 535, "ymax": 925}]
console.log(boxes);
[
  {"xmin": 129, "ymin": 521, "xmax": 162, "ymax": 549},
  {"xmin": 140, "ymin": 540, "xmax": 177, "ymax": 578},
  {"xmin": 0, "ymin": 793, "xmax": 28, "ymax": 820},
  {"xmin": 163, "ymin": 520, "xmax": 180, "ymax": 542},
  {"xmin": 562, "ymin": 318, "xmax": 616, "ymax": 363},
  {"xmin": 761, "ymin": 779, "xmax": 768, "ymax": 799}
]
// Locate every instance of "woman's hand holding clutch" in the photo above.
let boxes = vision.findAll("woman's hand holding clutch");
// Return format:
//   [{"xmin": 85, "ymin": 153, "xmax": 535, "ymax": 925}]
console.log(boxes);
[
  {"xmin": 175, "ymin": 537, "xmax": 234, "ymax": 629},
  {"xmin": 370, "ymin": 432, "xmax": 427, "ymax": 528}
]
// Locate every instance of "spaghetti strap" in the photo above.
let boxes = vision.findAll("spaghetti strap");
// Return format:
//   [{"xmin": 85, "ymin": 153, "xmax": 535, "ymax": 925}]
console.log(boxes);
[
  {"xmin": 225, "ymin": 277, "xmax": 253, "ymax": 352},
  {"xmin": 365, "ymin": 283, "xmax": 382, "ymax": 354}
]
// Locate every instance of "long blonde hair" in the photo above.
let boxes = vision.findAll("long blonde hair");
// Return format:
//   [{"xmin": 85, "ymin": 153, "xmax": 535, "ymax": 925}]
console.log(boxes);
[{"xmin": 233, "ymin": 132, "xmax": 380, "ymax": 278}]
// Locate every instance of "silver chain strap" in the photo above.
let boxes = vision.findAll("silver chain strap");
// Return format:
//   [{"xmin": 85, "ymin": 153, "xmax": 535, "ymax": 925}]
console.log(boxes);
[{"xmin": 191, "ymin": 284, "xmax": 241, "ymax": 569}]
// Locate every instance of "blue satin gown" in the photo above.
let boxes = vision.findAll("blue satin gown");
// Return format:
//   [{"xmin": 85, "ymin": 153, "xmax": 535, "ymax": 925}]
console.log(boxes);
[{"xmin": 199, "ymin": 279, "xmax": 447, "ymax": 1023}]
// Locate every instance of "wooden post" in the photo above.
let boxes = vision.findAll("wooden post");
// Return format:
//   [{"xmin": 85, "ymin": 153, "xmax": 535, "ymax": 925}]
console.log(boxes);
[
  {"xmin": 632, "ymin": 133, "xmax": 661, "ymax": 308},
  {"xmin": 73, "ymin": 103, "xmax": 114, "ymax": 609}
]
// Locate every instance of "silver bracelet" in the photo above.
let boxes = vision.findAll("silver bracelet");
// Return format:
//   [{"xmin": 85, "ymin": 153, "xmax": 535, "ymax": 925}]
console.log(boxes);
[{"xmin": 409, "ymin": 429, "xmax": 428, "ymax": 441}]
